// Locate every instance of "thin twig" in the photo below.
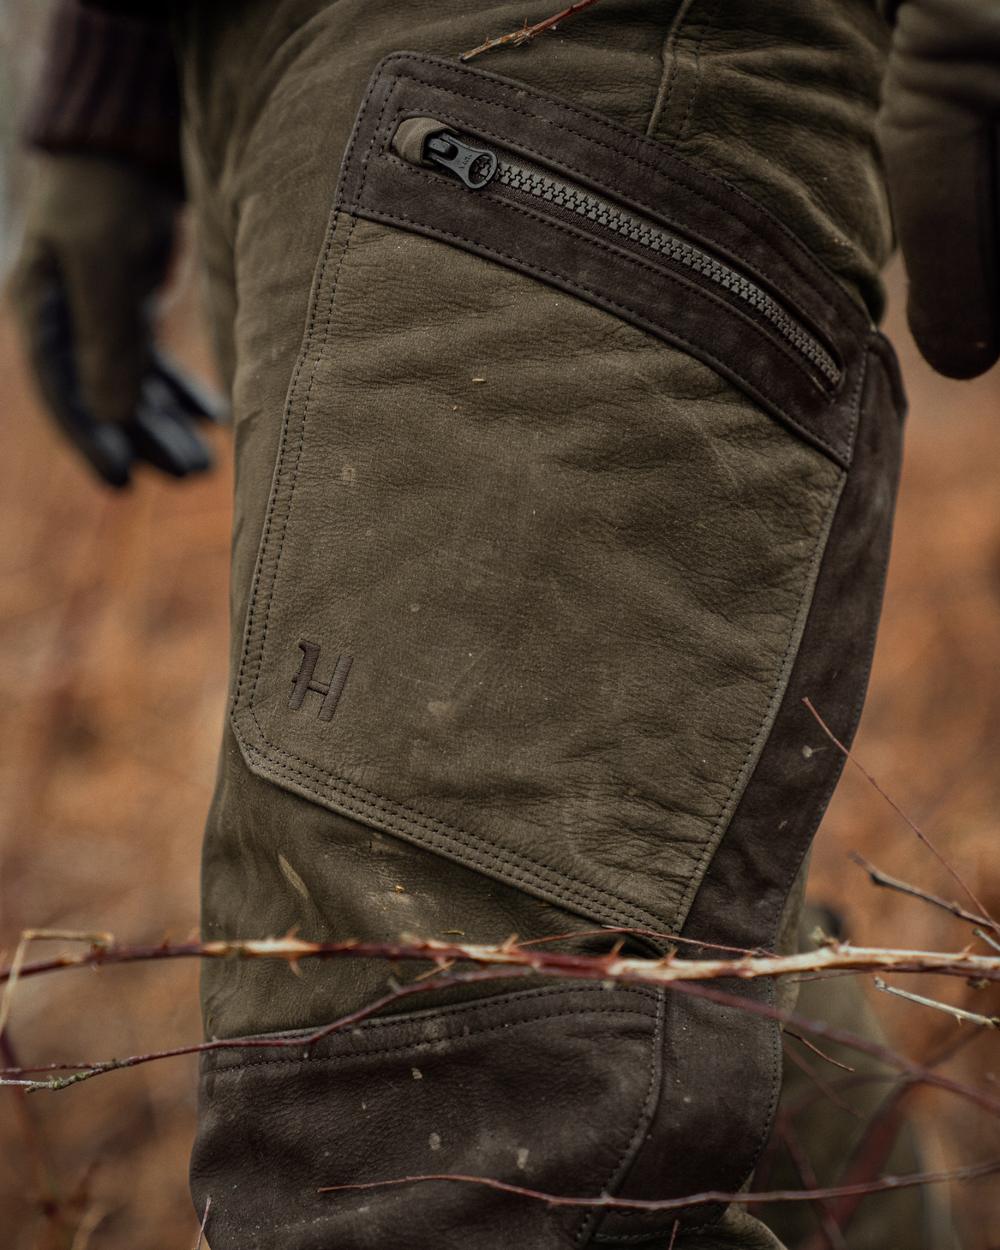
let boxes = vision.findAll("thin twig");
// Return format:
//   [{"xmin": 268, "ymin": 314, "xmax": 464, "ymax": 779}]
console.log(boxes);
[
  {"xmin": 784, "ymin": 1028, "xmax": 855, "ymax": 1074},
  {"xmin": 318, "ymin": 1157, "xmax": 1000, "ymax": 1210},
  {"xmin": 975, "ymin": 927, "xmax": 1000, "ymax": 955},
  {"xmin": 192, "ymin": 1196, "xmax": 211, "ymax": 1250},
  {"xmin": 69, "ymin": 1203, "xmax": 106, "ymax": 1250},
  {"xmin": 874, "ymin": 977, "xmax": 1000, "ymax": 1029},
  {"xmin": 778, "ymin": 1116, "xmax": 849, "ymax": 1250},
  {"xmin": 461, "ymin": 0, "xmax": 602, "ymax": 61},
  {"xmin": 783, "ymin": 1043, "xmax": 864, "ymax": 1119},
  {"xmin": 0, "ymin": 929, "xmax": 112, "ymax": 1040},
  {"xmin": 803, "ymin": 698, "xmax": 997, "ymax": 931},
  {"xmin": 850, "ymin": 852, "xmax": 991, "ymax": 929},
  {"xmin": 1, "ymin": 1030, "xmax": 62, "ymax": 1208}
]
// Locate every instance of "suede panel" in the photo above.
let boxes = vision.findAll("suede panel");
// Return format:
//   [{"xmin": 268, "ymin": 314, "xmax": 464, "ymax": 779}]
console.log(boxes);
[
  {"xmin": 681, "ymin": 339, "xmax": 905, "ymax": 955},
  {"xmin": 193, "ymin": 985, "xmax": 663, "ymax": 1249}
]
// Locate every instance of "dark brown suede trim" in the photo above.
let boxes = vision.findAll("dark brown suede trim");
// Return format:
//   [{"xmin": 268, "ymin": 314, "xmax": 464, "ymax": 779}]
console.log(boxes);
[
  {"xmin": 336, "ymin": 52, "xmax": 873, "ymax": 469},
  {"xmin": 681, "ymin": 336, "xmax": 906, "ymax": 954},
  {"xmin": 193, "ymin": 983, "xmax": 778, "ymax": 1248}
]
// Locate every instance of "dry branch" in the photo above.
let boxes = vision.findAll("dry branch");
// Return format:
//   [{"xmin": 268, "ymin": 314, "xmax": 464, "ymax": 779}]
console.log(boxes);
[
  {"xmin": 4, "ymin": 932, "xmax": 1000, "ymax": 990},
  {"xmin": 3, "ymin": 933, "xmax": 1000, "ymax": 1117},
  {"xmin": 317, "ymin": 1157, "xmax": 1000, "ymax": 1211},
  {"xmin": 803, "ymin": 698, "xmax": 998, "ymax": 931},
  {"xmin": 874, "ymin": 977, "xmax": 1000, "ymax": 1028},
  {"xmin": 461, "ymin": 0, "xmax": 602, "ymax": 61},
  {"xmin": 850, "ymin": 852, "xmax": 991, "ymax": 929}
]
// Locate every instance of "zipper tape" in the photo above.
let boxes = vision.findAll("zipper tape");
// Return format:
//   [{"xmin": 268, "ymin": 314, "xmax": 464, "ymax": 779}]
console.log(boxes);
[
  {"xmin": 415, "ymin": 127, "xmax": 840, "ymax": 388},
  {"xmin": 337, "ymin": 53, "xmax": 875, "ymax": 469}
]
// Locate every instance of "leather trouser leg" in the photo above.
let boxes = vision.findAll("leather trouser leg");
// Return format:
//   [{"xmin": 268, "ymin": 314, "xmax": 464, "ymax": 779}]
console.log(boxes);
[{"xmin": 177, "ymin": 3, "xmax": 903, "ymax": 1246}]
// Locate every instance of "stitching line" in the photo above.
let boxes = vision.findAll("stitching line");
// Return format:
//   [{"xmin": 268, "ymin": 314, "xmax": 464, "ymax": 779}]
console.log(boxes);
[
  {"xmin": 233, "ymin": 53, "xmax": 865, "ymax": 945},
  {"xmin": 673, "ymin": 467, "xmax": 846, "ymax": 925},
  {"xmin": 645, "ymin": 0, "xmax": 701, "ymax": 140},
  {"xmin": 232, "ymin": 58, "xmax": 388, "ymax": 711},
  {"xmin": 244, "ymin": 76, "xmax": 399, "ymax": 715},
  {"xmin": 203, "ymin": 1005, "xmax": 658, "ymax": 1078},
  {"xmin": 373, "ymin": 56, "xmax": 853, "ymax": 324},
  {"xmin": 237, "ymin": 732, "xmax": 671, "ymax": 934},
  {"xmin": 369, "ymin": 138, "xmax": 839, "ymax": 412},
  {"xmin": 576, "ymin": 989, "xmax": 667, "ymax": 1245}
]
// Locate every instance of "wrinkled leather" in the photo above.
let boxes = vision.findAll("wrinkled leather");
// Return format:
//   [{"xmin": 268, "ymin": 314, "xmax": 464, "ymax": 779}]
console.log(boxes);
[
  {"xmin": 878, "ymin": 0, "xmax": 1000, "ymax": 377},
  {"xmin": 175, "ymin": 3, "xmax": 904, "ymax": 1246},
  {"xmin": 192, "ymin": 984, "xmax": 779, "ymax": 1249}
]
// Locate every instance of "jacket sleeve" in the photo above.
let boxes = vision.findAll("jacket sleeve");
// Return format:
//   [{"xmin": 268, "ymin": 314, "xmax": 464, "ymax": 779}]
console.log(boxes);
[{"xmin": 26, "ymin": 0, "xmax": 181, "ymax": 192}]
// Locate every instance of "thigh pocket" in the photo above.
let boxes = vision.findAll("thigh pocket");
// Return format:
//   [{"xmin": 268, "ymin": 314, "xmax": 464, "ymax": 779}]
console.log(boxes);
[{"xmin": 231, "ymin": 52, "xmax": 890, "ymax": 939}]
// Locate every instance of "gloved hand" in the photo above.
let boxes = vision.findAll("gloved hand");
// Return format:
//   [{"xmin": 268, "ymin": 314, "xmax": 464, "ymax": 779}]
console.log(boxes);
[
  {"xmin": 877, "ymin": 0, "xmax": 1000, "ymax": 378},
  {"xmin": 10, "ymin": 154, "xmax": 220, "ymax": 487}
]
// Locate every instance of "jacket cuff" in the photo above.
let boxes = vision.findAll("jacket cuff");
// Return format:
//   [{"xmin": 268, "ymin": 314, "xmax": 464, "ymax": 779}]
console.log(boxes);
[{"xmin": 26, "ymin": 0, "xmax": 182, "ymax": 194}]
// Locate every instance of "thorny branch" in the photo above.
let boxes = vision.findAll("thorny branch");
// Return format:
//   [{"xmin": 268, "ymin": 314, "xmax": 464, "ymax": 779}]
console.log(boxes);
[
  {"xmin": 4, "ymin": 932, "xmax": 1000, "ymax": 992},
  {"xmin": 461, "ymin": 0, "xmax": 603, "ymax": 61},
  {"xmin": 2, "ymin": 932, "xmax": 1000, "ymax": 1120},
  {"xmin": 2, "ymin": 724, "xmax": 997, "ymax": 1225}
]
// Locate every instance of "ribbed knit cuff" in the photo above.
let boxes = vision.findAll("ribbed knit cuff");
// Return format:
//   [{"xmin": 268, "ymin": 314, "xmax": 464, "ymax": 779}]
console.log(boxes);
[{"xmin": 26, "ymin": 0, "xmax": 182, "ymax": 193}]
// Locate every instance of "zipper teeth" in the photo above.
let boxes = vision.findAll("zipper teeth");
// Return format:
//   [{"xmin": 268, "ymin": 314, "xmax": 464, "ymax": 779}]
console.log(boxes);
[{"xmin": 495, "ymin": 160, "xmax": 839, "ymax": 387}]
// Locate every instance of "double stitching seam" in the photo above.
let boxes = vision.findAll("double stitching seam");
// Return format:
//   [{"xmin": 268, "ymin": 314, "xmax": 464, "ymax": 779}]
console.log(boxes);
[
  {"xmin": 204, "ymin": 1004, "xmax": 659, "ymax": 1078},
  {"xmin": 645, "ymin": 0, "xmax": 701, "ymax": 140},
  {"xmin": 373, "ymin": 56, "xmax": 855, "ymax": 325},
  {"xmin": 577, "ymin": 989, "xmax": 667, "ymax": 1246},
  {"xmin": 244, "ymin": 78, "xmax": 398, "ymax": 715},
  {"xmin": 233, "ymin": 54, "xmax": 861, "ymax": 943},
  {"xmin": 232, "ymin": 58, "xmax": 389, "ymax": 711},
  {"xmin": 673, "ymin": 467, "xmax": 846, "ymax": 923},
  {"xmin": 237, "ymin": 732, "xmax": 670, "ymax": 935},
  {"xmin": 756, "ymin": 345, "xmax": 883, "ymax": 954},
  {"xmin": 368, "ymin": 135, "xmax": 841, "ymax": 415}
]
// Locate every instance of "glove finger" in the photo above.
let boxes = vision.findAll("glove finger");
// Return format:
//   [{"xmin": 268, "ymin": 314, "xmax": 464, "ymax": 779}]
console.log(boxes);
[
  {"xmin": 879, "ymin": 112, "xmax": 999, "ymax": 379},
  {"xmin": 10, "ymin": 250, "xmax": 133, "ymax": 487},
  {"xmin": 128, "ymin": 374, "xmax": 214, "ymax": 478},
  {"xmin": 149, "ymin": 349, "xmax": 228, "ymax": 424}
]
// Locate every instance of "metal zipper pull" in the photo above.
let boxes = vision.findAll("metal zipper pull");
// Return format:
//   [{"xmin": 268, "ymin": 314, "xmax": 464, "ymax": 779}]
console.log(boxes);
[
  {"xmin": 392, "ymin": 119, "xmax": 499, "ymax": 189},
  {"xmin": 425, "ymin": 132, "xmax": 498, "ymax": 189}
]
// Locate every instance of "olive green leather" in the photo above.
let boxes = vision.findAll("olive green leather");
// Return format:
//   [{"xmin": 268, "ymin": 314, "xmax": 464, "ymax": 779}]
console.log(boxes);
[{"xmin": 174, "ymin": 3, "xmax": 907, "ymax": 1246}]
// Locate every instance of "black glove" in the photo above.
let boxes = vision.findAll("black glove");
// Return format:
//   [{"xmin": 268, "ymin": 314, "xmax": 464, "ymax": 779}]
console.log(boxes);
[
  {"xmin": 877, "ymin": 0, "xmax": 1000, "ymax": 378},
  {"xmin": 10, "ymin": 154, "xmax": 222, "ymax": 487}
]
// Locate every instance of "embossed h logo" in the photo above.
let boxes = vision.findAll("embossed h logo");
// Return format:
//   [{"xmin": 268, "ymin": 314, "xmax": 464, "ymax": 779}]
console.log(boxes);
[{"xmin": 288, "ymin": 641, "xmax": 353, "ymax": 722}]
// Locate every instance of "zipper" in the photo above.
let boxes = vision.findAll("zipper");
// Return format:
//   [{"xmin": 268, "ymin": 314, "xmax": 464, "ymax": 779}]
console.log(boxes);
[{"xmin": 400, "ymin": 123, "xmax": 840, "ymax": 389}]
